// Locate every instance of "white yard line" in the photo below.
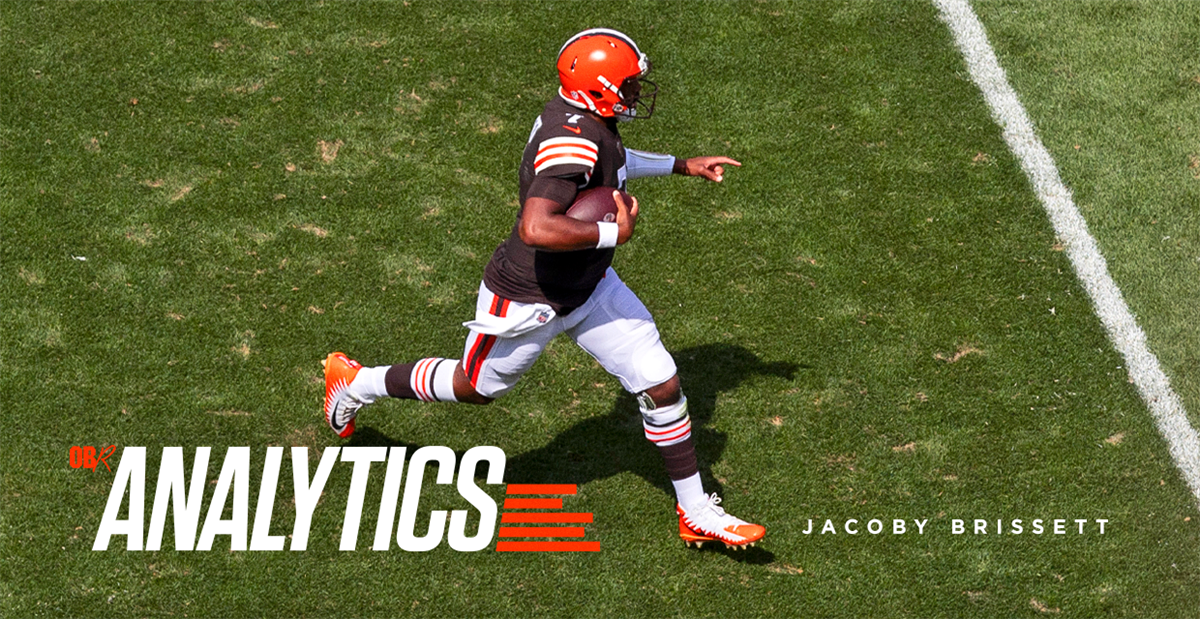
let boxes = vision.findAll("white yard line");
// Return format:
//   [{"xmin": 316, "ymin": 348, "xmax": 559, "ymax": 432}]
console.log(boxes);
[{"xmin": 933, "ymin": 0, "xmax": 1200, "ymax": 508}]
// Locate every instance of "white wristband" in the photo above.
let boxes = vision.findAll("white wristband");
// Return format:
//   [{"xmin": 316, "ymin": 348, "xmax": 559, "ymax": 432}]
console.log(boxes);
[{"xmin": 596, "ymin": 222, "xmax": 619, "ymax": 249}]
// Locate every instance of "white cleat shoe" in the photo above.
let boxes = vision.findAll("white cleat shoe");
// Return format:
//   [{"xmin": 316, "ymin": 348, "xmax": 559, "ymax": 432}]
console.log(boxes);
[
  {"xmin": 323, "ymin": 352, "xmax": 366, "ymax": 438},
  {"xmin": 677, "ymin": 493, "xmax": 765, "ymax": 549}
]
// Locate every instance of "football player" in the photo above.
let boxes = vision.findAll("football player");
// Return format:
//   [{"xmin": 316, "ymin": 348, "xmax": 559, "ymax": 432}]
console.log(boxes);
[{"xmin": 323, "ymin": 28, "xmax": 763, "ymax": 549}]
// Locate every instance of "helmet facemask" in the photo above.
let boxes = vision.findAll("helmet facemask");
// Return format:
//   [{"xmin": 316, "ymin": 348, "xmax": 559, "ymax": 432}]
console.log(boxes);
[{"xmin": 613, "ymin": 72, "xmax": 657, "ymax": 121}]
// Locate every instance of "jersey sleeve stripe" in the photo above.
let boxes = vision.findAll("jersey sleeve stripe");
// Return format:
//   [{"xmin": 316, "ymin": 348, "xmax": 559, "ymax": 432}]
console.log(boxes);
[
  {"xmin": 534, "ymin": 151, "xmax": 597, "ymax": 171},
  {"xmin": 534, "ymin": 155, "xmax": 597, "ymax": 174},
  {"xmin": 536, "ymin": 144, "xmax": 598, "ymax": 157},
  {"xmin": 535, "ymin": 145, "xmax": 599, "ymax": 160},
  {"xmin": 538, "ymin": 136, "xmax": 598, "ymax": 151}
]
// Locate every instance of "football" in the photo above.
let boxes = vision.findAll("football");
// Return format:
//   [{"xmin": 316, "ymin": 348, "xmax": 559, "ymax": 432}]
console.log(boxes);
[{"xmin": 565, "ymin": 187, "xmax": 630, "ymax": 223}]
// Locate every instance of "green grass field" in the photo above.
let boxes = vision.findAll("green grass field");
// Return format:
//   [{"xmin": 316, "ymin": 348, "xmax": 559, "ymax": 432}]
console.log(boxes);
[{"xmin": 2, "ymin": 1, "xmax": 1198, "ymax": 617}]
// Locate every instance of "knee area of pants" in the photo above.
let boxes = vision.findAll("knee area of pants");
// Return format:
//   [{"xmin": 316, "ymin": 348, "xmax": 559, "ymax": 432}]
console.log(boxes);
[
  {"xmin": 636, "ymin": 345, "xmax": 677, "ymax": 391},
  {"xmin": 470, "ymin": 381, "xmax": 508, "ymax": 402},
  {"xmin": 641, "ymin": 395, "xmax": 688, "ymax": 425}
]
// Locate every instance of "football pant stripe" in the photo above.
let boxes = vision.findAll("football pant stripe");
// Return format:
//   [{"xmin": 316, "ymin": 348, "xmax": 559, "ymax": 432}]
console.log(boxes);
[
  {"xmin": 465, "ymin": 333, "xmax": 495, "ymax": 386},
  {"xmin": 463, "ymin": 335, "xmax": 486, "ymax": 387},
  {"xmin": 487, "ymin": 292, "xmax": 510, "ymax": 318},
  {"xmin": 466, "ymin": 335, "xmax": 498, "ymax": 388}
]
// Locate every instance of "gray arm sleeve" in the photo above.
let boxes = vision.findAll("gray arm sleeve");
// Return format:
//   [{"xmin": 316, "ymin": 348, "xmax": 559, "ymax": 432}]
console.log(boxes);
[{"xmin": 625, "ymin": 149, "xmax": 676, "ymax": 180}]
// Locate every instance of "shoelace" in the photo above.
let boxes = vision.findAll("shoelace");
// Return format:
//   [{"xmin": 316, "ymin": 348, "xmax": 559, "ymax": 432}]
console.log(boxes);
[
  {"xmin": 705, "ymin": 493, "xmax": 727, "ymax": 516},
  {"xmin": 336, "ymin": 396, "xmax": 363, "ymax": 421}
]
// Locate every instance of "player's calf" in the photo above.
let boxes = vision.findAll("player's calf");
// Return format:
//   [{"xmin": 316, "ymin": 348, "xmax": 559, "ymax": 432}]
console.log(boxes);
[
  {"xmin": 383, "ymin": 358, "xmax": 461, "ymax": 403},
  {"xmin": 639, "ymin": 378, "xmax": 704, "ymax": 507},
  {"xmin": 322, "ymin": 354, "xmax": 491, "ymax": 438}
]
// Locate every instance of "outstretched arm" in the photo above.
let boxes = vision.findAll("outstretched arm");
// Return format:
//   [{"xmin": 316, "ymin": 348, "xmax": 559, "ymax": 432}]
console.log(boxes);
[
  {"xmin": 625, "ymin": 150, "xmax": 742, "ymax": 182},
  {"xmin": 673, "ymin": 156, "xmax": 742, "ymax": 182}
]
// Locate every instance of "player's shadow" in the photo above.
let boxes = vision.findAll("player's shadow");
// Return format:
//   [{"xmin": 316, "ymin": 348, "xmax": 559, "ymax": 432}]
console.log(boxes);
[
  {"xmin": 503, "ymin": 342, "xmax": 796, "ymax": 564},
  {"xmin": 502, "ymin": 343, "xmax": 797, "ymax": 504}
]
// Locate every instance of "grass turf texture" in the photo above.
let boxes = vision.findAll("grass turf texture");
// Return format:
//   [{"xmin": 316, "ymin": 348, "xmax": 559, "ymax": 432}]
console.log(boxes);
[
  {"xmin": 2, "ymin": 1, "xmax": 1197, "ymax": 617},
  {"xmin": 972, "ymin": 0, "xmax": 1200, "ymax": 432}
]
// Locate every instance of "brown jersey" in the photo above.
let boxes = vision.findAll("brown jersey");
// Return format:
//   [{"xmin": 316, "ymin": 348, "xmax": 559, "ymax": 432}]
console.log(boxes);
[{"xmin": 483, "ymin": 97, "xmax": 628, "ymax": 313}]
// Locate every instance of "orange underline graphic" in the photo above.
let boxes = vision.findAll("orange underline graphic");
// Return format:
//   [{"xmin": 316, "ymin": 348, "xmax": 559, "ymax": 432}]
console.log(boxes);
[
  {"xmin": 498, "ymin": 526, "xmax": 586, "ymax": 538},
  {"xmin": 495, "ymin": 541, "xmax": 600, "ymax": 552},
  {"xmin": 501, "ymin": 512, "xmax": 593, "ymax": 523},
  {"xmin": 503, "ymin": 498, "xmax": 563, "ymax": 509},
  {"xmin": 505, "ymin": 484, "xmax": 578, "ymax": 495}
]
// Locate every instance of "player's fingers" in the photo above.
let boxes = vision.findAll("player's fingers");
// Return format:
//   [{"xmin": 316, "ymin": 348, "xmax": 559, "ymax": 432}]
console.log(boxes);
[
  {"xmin": 712, "ymin": 157, "xmax": 742, "ymax": 167},
  {"xmin": 612, "ymin": 190, "xmax": 628, "ymax": 213},
  {"xmin": 629, "ymin": 196, "xmax": 639, "ymax": 218}
]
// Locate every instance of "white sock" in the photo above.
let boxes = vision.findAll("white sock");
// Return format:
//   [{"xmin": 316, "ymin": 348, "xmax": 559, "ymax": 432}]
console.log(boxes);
[
  {"xmin": 672, "ymin": 472, "xmax": 707, "ymax": 510},
  {"xmin": 350, "ymin": 366, "xmax": 391, "ymax": 403},
  {"xmin": 411, "ymin": 358, "xmax": 459, "ymax": 402}
]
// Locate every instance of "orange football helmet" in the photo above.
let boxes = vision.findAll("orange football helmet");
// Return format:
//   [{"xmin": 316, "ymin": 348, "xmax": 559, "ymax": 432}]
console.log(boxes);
[{"xmin": 557, "ymin": 28, "xmax": 657, "ymax": 120}]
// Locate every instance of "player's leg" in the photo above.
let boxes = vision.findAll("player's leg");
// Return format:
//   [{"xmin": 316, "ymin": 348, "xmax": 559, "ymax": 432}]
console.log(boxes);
[
  {"xmin": 636, "ymin": 374, "xmax": 763, "ymax": 549},
  {"xmin": 381, "ymin": 357, "xmax": 493, "ymax": 404},
  {"xmin": 323, "ymin": 335, "xmax": 551, "ymax": 437},
  {"xmin": 566, "ymin": 269, "xmax": 764, "ymax": 548},
  {"xmin": 322, "ymin": 353, "xmax": 485, "ymax": 438},
  {"xmin": 323, "ymin": 286, "xmax": 560, "ymax": 437},
  {"xmin": 564, "ymin": 271, "xmax": 702, "ymax": 505},
  {"xmin": 635, "ymin": 375, "xmax": 700, "ymax": 501}
]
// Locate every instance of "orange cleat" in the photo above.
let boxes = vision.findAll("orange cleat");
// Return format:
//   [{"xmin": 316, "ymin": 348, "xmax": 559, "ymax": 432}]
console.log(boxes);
[
  {"xmin": 677, "ymin": 494, "xmax": 764, "ymax": 549},
  {"xmin": 323, "ymin": 352, "xmax": 364, "ymax": 438}
]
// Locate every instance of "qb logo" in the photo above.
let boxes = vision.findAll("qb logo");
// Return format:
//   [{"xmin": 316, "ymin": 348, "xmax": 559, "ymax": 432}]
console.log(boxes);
[{"xmin": 69, "ymin": 445, "xmax": 116, "ymax": 472}]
